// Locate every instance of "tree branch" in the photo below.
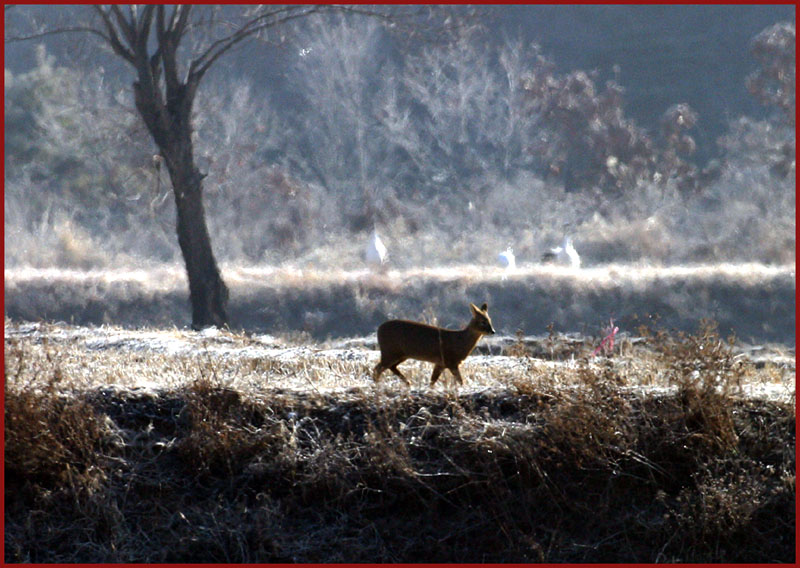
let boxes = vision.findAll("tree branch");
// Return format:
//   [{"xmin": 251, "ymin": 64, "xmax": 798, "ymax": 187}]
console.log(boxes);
[
  {"xmin": 93, "ymin": 7, "xmax": 135, "ymax": 64},
  {"xmin": 173, "ymin": 5, "xmax": 192, "ymax": 38},
  {"xmin": 189, "ymin": 5, "xmax": 321, "ymax": 81},
  {"xmin": 157, "ymin": 6, "xmax": 183, "ymax": 101},
  {"xmin": 5, "ymin": 25, "xmax": 110, "ymax": 44},
  {"xmin": 110, "ymin": 5, "xmax": 136, "ymax": 48},
  {"xmin": 135, "ymin": 5, "xmax": 155, "ymax": 53}
]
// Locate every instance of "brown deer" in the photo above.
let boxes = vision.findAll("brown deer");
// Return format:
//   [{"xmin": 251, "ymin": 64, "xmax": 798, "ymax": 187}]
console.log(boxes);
[{"xmin": 373, "ymin": 303, "xmax": 495, "ymax": 386}]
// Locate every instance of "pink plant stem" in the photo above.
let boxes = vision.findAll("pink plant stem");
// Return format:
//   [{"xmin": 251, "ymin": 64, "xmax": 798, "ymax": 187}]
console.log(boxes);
[{"xmin": 593, "ymin": 319, "xmax": 619, "ymax": 356}]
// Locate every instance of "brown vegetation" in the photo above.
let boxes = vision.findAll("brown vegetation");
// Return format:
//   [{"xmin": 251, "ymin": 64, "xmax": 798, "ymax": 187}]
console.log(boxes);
[{"xmin": 4, "ymin": 320, "xmax": 794, "ymax": 563}]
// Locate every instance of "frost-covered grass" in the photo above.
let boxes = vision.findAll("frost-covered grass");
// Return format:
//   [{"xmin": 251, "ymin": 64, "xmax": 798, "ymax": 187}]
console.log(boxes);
[
  {"xmin": 3, "ymin": 320, "xmax": 794, "ymax": 401},
  {"xmin": 4, "ymin": 319, "xmax": 795, "ymax": 562}
]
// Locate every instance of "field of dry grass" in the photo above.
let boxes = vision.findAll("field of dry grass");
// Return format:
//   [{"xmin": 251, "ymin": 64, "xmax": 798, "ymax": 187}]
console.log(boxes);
[{"xmin": 4, "ymin": 317, "xmax": 795, "ymax": 562}]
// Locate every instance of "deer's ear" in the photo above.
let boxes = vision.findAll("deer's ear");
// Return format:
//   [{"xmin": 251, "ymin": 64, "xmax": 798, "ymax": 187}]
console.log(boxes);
[
  {"xmin": 480, "ymin": 303, "xmax": 488, "ymax": 312},
  {"xmin": 470, "ymin": 303, "xmax": 479, "ymax": 315}
]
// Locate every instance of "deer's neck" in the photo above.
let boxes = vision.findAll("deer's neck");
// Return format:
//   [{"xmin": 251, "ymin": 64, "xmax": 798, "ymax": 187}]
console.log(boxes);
[{"xmin": 449, "ymin": 324, "xmax": 483, "ymax": 360}]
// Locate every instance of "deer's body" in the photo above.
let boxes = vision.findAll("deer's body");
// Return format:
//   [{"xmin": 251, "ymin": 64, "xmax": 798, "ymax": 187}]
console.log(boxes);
[{"xmin": 373, "ymin": 303, "xmax": 495, "ymax": 386}]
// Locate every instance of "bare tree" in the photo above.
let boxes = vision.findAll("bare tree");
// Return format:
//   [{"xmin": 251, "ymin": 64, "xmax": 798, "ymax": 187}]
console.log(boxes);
[
  {"xmin": 7, "ymin": 5, "xmax": 363, "ymax": 329},
  {"xmin": 101, "ymin": 6, "xmax": 334, "ymax": 329},
  {"xmin": 285, "ymin": 15, "xmax": 391, "ymax": 229}
]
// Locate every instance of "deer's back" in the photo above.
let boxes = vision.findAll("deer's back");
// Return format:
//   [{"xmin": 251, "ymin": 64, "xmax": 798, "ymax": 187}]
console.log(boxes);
[{"xmin": 377, "ymin": 319, "xmax": 446, "ymax": 362}]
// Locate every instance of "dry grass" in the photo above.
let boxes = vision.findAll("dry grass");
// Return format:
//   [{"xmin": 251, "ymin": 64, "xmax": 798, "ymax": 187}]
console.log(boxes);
[{"xmin": 3, "ymin": 319, "xmax": 795, "ymax": 563}]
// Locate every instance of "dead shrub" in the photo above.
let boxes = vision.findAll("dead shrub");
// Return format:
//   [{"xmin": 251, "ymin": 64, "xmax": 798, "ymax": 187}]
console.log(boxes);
[
  {"xmin": 4, "ymin": 340, "xmax": 110, "ymax": 491},
  {"xmin": 533, "ymin": 358, "xmax": 639, "ymax": 494},
  {"xmin": 660, "ymin": 457, "xmax": 795, "ymax": 562},
  {"xmin": 175, "ymin": 374, "xmax": 265, "ymax": 477},
  {"xmin": 651, "ymin": 319, "xmax": 745, "ymax": 452},
  {"xmin": 504, "ymin": 328, "xmax": 533, "ymax": 357}
]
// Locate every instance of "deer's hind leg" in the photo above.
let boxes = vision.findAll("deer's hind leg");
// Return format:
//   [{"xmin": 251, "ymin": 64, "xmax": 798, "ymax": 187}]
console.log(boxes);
[
  {"xmin": 373, "ymin": 362, "xmax": 387, "ymax": 382},
  {"xmin": 374, "ymin": 355, "xmax": 409, "ymax": 385},
  {"xmin": 448, "ymin": 366, "xmax": 464, "ymax": 386},
  {"xmin": 389, "ymin": 364, "xmax": 410, "ymax": 386}
]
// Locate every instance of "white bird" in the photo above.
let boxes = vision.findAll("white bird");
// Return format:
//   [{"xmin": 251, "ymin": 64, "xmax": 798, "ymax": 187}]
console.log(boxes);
[
  {"xmin": 542, "ymin": 236, "xmax": 581, "ymax": 268},
  {"xmin": 497, "ymin": 247, "xmax": 516, "ymax": 270},
  {"xmin": 365, "ymin": 229, "xmax": 388, "ymax": 268}
]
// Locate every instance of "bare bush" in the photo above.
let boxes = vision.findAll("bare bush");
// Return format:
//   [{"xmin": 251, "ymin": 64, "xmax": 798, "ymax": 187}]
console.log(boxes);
[
  {"xmin": 193, "ymin": 81, "xmax": 331, "ymax": 262},
  {"xmin": 4, "ymin": 45, "xmax": 177, "ymax": 267},
  {"xmin": 747, "ymin": 21, "xmax": 795, "ymax": 127}
]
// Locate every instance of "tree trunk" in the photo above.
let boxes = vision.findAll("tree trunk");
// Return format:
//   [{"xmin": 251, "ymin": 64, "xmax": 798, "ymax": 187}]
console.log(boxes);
[
  {"xmin": 166, "ymin": 156, "xmax": 229, "ymax": 330},
  {"xmin": 147, "ymin": 133, "xmax": 229, "ymax": 329},
  {"xmin": 131, "ymin": 58, "xmax": 229, "ymax": 330},
  {"xmin": 88, "ymin": 5, "xmax": 244, "ymax": 329}
]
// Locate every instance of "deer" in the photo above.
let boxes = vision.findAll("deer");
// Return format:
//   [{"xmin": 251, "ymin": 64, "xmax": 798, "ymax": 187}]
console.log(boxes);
[{"xmin": 373, "ymin": 303, "xmax": 496, "ymax": 387}]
